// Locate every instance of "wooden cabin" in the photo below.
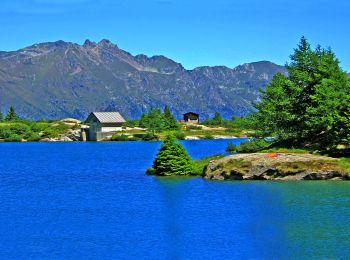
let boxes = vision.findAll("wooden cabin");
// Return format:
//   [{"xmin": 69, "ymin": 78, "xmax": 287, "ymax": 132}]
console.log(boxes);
[
  {"xmin": 183, "ymin": 112, "xmax": 200, "ymax": 124},
  {"xmin": 85, "ymin": 112, "xmax": 126, "ymax": 141}
]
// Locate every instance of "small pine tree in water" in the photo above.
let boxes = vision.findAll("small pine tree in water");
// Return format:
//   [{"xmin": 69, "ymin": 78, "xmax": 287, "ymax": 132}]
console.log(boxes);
[{"xmin": 153, "ymin": 134, "xmax": 193, "ymax": 176}]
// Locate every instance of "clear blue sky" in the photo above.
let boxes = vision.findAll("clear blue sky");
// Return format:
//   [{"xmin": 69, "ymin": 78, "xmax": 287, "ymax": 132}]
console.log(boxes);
[{"xmin": 1, "ymin": 0, "xmax": 349, "ymax": 71}]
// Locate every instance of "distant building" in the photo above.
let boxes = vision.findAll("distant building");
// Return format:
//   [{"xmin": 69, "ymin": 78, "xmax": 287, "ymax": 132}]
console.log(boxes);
[
  {"xmin": 183, "ymin": 112, "xmax": 200, "ymax": 124},
  {"xmin": 85, "ymin": 112, "xmax": 126, "ymax": 141}
]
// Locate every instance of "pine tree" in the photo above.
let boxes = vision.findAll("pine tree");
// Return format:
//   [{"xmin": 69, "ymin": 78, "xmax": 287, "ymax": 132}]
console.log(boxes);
[
  {"xmin": 5, "ymin": 106, "xmax": 18, "ymax": 121},
  {"xmin": 153, "ymin": 135, "xmax": 193, "ymax": 176},
  {"xmin": 254, "ymin": 37, "xmax": 350, "ymax": 150},
  {"xmin": 0, "ymin": 110, "xmax": 3, "ymax": 121},
  {"xmin": 163, "ymin": 106, "xmax": 179, "ymax": 130}
]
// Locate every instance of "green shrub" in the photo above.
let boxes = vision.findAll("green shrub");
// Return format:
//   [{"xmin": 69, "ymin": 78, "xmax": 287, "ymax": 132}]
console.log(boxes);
[
  {"xmin": 111, "ymin": 134, "xmax": 130, "ymax": 141},
  {"xmin": 123, "ymin": 120, "xmax": 139, "ymax": 128},
  {"xmin": 5, "ymin": 133, "xmax": 22, "ymax": 142},
  {"xmin": 187, "ymin": 125, "xmax": 202, "ymax": 130},
  {"xmin": 41, "ymin": 122, "xmax": 70, "ymax": 138},
  {"xmin": 152, "ymin": 135, "xmax": 193, "ymax": 176},
  {"xmin": 26, "ymin": 133, "xmax": 42, "ymax": 142},
  {"xmin": 173, "ymin": 131, "xmax": 185, "ymax": 140},
  {"xmin": 192, "ymin": 155, "xmax": 224, "ymax": 176},
  {"xmin": 227, "ymin": 139, "xmax": 272, "ymax": 153},
  {"xmin": 30, "ymin": 122, "xmax": 50, "ymax": 132},
  {"xmin": 9, "ymin": 123, "xmax": 31, "ymax": 136},
  {"xmin": 203, "ymin": 134, "xmax": 214, "ymax": 140},
  {"xmin": 145, "ymin": 167, "xmax": 156, "ymax": 175},
  {"xmin": 142, "ymin": 132, "xmax": 159, "ymax": 141},
  {"xmin": 226, "ymin": 143, "xmax": 238, "ymax": 153},
  {"xmin": 0, "ymin": 127, "xmax": 12, "ymax": 139}
]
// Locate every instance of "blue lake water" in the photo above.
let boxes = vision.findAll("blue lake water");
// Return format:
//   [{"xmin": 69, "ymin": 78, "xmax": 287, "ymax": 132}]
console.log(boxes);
[{"xmin": 0, "ymin": 139, "xmax": 349, "ymax": 259}]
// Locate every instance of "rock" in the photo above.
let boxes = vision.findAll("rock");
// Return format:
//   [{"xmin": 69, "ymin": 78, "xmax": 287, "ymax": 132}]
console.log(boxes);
[
  {"xmin": 185, "ymin": 136, "xmax": 201, "ymax": 140},
  {"xmin": 58, "ymin": 136, "xmax": 73, "ymax": 142},
  {"xmin": 203, "ymin": 153, "xmax": 350, "ymax": 181},
  {"xmin": 213, "ymin": 135, "xmax": 237, "ymax": 139},
  {"xmin": 60, "ymin": 118, "xmax": 82, "ymax": 124},
  {"xmin": 65, "ymin": 129, "xmax": 82, "ymax": 141},
  {"xmin": 40, "ymin": 138, "xmax": 58, "ymax": 142}
]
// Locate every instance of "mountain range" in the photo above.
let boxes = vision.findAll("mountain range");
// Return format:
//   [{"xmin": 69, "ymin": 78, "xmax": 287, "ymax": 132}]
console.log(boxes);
[{"xmin": 0, "ymin": 39, "xmax": 288, "ymax": 120}]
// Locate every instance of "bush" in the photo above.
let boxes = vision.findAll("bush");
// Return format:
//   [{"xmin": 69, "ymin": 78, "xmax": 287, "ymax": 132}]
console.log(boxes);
[
  {"xmin": 26, "ymin": 133, "xmax": 41, "ymax": 142},
  {"xmin": 5, "ymin": 133, "xmax": 22, "ymax": 142},
  {"xmin": 30, "ymin": 122, "xmax": 50, "ymax": 132},
  {"xmin": 123, "ymin": 120, "xmax": 139, "ymax": 128},
  {"xmin": 142, "ymin": 132, "xmax": 159, "ymax": 141},
  {"xmin": 145, "ymin": 167, "xmax": 156, "ymax": 175},
  {"xmin": 227, "ymin": 139, "xmax": 272, "ymax": 153},
  {"xmin": 192, "ymin": 155, "xmax": 224, "ymax": 176},
  {"xmin": 111, "ymin": 134, "xmax": 130, "ymax": 141},
  {"xmin": 226, "ymin": 143, "xmax": 237, "ymax": 153},
  {"xmin": 203, "ymin": 134, "xmax": 214, "ymax": 140},
  {"xmin": 8, "ymin": 123, "xmax": 31, "ymax": 136},
  {"xmin": 41, "ymin": 122, "xmax": 70, "ymax": 138},
  {"xmin": 0, "ymin": 127, "xmax": 12, "ymax": 139},
  {"xmin": 152, "ymin": 135, "xmax": 193, "ymax": 176},
  {"xmin": 173, "ymin": 131, "xmax": 185, "ymax": 140},
  {"xmin": 187, "ymin": 125, "xmax": 202, "ymax": 130}
]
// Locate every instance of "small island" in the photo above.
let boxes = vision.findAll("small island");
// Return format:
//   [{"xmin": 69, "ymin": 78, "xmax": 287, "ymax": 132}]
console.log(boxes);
[{"xmin": 204, "ymin": 153, "xmax": 350, "ymax": 181}]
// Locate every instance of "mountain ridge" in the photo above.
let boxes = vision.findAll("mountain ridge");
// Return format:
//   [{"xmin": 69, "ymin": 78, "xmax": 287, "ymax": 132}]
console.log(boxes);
[{"xmin": 0, "ymin": 39, "xmax": 287, "ymax": 120}]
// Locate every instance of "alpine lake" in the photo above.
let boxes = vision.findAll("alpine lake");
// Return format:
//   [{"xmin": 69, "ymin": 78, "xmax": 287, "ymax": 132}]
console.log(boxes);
[{"xmin": 0, "ymin": 139, "xmax": 349, "ymax": 258}]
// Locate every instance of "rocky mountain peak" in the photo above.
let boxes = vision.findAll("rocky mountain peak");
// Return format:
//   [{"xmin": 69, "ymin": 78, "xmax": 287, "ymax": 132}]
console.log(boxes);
[
  {"xmin": 134, "ymin": 54, "xmax": 184, "ymax": 74},
  {"xmin": 97, "ymin": 39, "xmax": 117, "ymax": 49},
  {"xmin": 83, "ymin": 39, "xmax": 97, "ymax": 48}
]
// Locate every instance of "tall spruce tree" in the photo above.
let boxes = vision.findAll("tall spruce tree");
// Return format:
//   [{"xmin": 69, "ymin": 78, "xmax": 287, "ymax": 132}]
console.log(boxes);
[
  {"xmin": 139, "ymin": 108, "xmax": 165, "ymax": 133},
  {"xmin": 5, "ymin": 106, "xmax": 18, "ymax": 121},
  {"xmin": 153, "ymin": 134, "xmax": 193, "ymax": 176},
  {"xmin": 163, "ymin": 106, "xmax": 179, "ymax": 130},
  {"xmin": 254, "ymin": 37, "xmax": 350, "ymax": 150}
]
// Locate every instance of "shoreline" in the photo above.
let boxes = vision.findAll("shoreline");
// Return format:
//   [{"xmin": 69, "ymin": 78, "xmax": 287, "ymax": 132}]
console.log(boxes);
[{"xmin": 0, "ymin": 136, "xmax": 241, "ymax": 143}]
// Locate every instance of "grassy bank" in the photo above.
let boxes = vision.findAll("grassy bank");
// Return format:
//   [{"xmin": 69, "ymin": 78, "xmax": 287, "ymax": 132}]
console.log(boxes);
[
  {"xmin": 192, "ymin": 155, "xmax": 225, "ymax": 176},
  {"xmin": 0, "ymin": 120, "xmax": 79, "ymax": 142}
]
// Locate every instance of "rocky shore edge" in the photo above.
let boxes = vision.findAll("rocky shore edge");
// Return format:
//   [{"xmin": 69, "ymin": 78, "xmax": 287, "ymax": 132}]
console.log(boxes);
[{"xmin": 204, "ymin": 153, "xmax": 350, "ymax": 181}]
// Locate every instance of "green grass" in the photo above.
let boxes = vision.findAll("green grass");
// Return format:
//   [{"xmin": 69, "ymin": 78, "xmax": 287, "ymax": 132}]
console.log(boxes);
[
  {"xmin": 192, "ymin": 155, "xmax": 224, "ymax": 176},
  {"xmin": 0, "ymin": 120, "xmax": 76, "ymax": 142},
  {"xmin": 120, "ymin": 124, "xmax": 253, "ymax": 140},
  {"xmin": 336, "ymin": 158, "xmax": 350, "ymax": 175},
  {"xmin": 260, "ymin": 148, "xmax": 310, "ymax": 153}
]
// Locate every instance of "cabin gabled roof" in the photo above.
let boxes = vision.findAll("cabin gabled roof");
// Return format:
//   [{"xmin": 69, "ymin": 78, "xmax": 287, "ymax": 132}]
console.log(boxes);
[
  {"xmin": 183, "ymin": 112, "xmax": 199, "ymax": 117},
  {"xmin": 87, "ymin": 112, "xmax": 126, "ymax": 123}
]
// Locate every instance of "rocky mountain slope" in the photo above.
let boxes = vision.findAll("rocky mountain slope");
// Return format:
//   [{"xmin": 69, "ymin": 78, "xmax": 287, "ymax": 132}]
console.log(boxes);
[{"xmin": 0, "ymin": 39, "xmax": 287, "ymax": 120}]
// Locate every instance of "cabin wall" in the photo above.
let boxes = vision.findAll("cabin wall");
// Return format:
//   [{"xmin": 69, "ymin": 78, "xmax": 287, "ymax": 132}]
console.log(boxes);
[
  {"xmin": 101, "ymin": 126, "xmax": 122, "ymax": 132},
  {"xmin": 100, "ymin": 123, "xmax": 123, "ymax": 133},
  {"xmin": 88, "ymin": 122, "xmax": 101, "ymax": 141},
  {"xmin": 184, "ymin": 115, "xmax": 199, "ymax": 123}
]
